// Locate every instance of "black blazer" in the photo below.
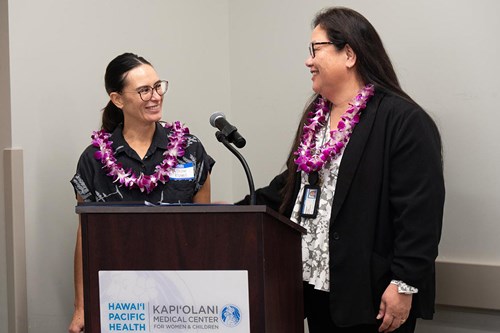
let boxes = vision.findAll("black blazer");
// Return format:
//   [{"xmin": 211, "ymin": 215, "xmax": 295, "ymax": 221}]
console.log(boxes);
[{"xmin": 240, "ymin": 90, "xmax": 445, "ymax": 326}]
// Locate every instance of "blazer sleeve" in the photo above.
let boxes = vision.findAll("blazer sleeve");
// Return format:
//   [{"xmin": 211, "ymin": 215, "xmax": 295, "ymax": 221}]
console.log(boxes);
[
  {"xmin": 235, "ymin": 170, "xmax": 288, "ymax": 213},
  {"xmin": 389, "ymin": 104, "xmax": 445, "ymax": 288}
]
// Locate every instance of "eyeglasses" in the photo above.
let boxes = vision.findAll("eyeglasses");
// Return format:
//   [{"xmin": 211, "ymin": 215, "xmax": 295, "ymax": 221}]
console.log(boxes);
[
  {"xmin": 308, "ymin": 42, "xmax": 335, "ymax": 58},
  {"xmin": 122, "ymin": 80, "xmax": 169, "ymax": 101}
]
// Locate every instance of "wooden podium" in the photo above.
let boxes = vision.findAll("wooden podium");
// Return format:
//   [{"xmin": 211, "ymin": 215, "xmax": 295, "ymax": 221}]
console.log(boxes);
[{"xmin": 76, "ymin": 204, "xmax": 306, "ymax": 333}]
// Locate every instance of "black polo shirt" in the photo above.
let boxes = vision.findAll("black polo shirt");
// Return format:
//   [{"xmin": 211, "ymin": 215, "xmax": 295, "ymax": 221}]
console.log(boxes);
[{"xmin": 71, "ymin": 122, "xmax": 215, "ymax": 203}]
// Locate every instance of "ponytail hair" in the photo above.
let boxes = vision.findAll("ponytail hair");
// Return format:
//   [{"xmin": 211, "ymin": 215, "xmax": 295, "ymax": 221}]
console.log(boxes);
[
  {"xmin": 101, "ymin": 101, "xmax": 124, "ymax": 133},
  {"xmin": 101, "ymin": 52, "xmax": 152, "ymax": 132}
]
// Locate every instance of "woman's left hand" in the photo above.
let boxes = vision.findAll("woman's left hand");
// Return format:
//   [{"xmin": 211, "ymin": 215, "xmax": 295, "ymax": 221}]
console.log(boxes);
[{"xmin": 376, "ymin": 283, "xmax": 412, "ymax": 332}]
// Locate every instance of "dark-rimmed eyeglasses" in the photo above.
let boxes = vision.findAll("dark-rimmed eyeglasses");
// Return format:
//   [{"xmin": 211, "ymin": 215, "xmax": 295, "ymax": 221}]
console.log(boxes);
[
  {"xmin": 308, "ymin": 42, "xmax": 335, "ymax": 58},
  {"xmin": 122, "ymin": 80, "xmax": 169, "ymax": 101}
]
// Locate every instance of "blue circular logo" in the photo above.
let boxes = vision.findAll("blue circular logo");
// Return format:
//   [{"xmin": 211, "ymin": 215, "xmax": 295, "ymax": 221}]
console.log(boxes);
[{"xmin": 221, "ymin": 304, "xmax": 241, "ymax": 327}]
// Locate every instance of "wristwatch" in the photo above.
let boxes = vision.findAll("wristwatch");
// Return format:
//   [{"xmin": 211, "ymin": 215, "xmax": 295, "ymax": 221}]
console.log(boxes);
[{"xmin": 390, "ymin": 280, "xmax": 418, "ymax": 294}]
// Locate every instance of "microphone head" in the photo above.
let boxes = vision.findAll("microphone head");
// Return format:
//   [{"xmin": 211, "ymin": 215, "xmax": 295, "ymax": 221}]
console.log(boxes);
[{"xmin": 209, "ymin": 112, "xmax": 225, "ymax": 127}]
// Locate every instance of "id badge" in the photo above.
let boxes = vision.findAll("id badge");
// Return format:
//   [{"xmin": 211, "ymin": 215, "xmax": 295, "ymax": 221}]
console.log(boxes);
[
  {"xmin": 168, "ymin": 162, "xmax": 195, "ymax": 181},
  {"xmin": 300, "ymin": 184, "xmax": 321, "ymax": 218}
]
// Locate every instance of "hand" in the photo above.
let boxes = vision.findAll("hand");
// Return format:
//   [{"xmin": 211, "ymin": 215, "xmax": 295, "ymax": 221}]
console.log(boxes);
[
  {"xmin": 376, "ymin": 283, "xmax": 412, "ymax": 332},
  {"xmin": 68, "ymin": 308, "xmax": 84, "ymax": 333}
]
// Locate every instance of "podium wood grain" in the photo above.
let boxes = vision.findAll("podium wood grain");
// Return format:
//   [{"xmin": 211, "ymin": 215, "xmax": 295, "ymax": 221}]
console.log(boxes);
[{"xmin": 78, "ymin": 205, "xmax": 305, "ymax": 333}]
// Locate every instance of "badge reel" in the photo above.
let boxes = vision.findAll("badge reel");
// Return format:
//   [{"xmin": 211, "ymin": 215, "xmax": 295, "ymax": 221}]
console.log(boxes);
[{"xmin": 300, "ymin": 171, "xmax": 321, "ymax": 218}]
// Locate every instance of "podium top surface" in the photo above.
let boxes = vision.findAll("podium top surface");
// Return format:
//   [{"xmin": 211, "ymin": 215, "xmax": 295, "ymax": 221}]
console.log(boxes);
[{"xmin": 75, "ymin": 203, "xmax": 306, "ymax": 234}]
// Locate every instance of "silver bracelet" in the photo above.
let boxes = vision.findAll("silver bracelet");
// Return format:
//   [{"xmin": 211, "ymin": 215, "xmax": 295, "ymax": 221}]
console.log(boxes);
[{"xmin": 390, "ymin": 280, "xmax": 418, "ymax": 294}]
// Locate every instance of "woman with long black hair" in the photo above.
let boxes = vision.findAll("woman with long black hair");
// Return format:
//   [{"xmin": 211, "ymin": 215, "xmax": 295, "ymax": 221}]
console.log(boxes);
[{"xmin": 239, "ymin": 7, "xmax": 444, "ymax": 333}]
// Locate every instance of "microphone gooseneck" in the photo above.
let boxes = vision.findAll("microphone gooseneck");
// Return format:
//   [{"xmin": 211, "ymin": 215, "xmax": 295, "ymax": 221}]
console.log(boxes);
[{"xmin": 210, "ymin": 112, "xmax": 255, "ymax": 205}]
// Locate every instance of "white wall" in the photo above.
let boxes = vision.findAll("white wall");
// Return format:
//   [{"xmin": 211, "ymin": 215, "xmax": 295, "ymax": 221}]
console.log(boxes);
[
  {"xmin": 2, "ymin": 0, "xmax": 500, "ymax": 332},
  {"xmin": 228, "ymin": 0, "xmax": 315, "ymax": 194}
]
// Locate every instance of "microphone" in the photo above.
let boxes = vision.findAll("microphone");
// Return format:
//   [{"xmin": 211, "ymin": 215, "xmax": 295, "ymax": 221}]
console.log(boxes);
[
  {"xmin": 209, "ymin": 112, "xmax": 255, "ymax": 204},
  {"xmin": 209, "ymin": 112, "xmax": 246, "ymax": 148}
]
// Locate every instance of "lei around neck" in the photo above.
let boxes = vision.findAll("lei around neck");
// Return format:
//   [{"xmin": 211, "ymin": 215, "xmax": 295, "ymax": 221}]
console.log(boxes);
[
  {"xmin": 91, "ymin": 121, "xmax": 189, "ymax": 194},
  {"xmin": 294, "ymin": 84, "xmax": 375, "ymax": 173}
]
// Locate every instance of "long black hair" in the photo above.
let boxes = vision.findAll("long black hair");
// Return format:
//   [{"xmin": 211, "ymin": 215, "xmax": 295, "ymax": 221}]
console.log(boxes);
[
  {"xmin": 280, "ymin": 7, "xmax": 413, "ymax": 213},
  {"xmin": 101, "ymin": 53, "xmax": 152, "ymax": 132}
]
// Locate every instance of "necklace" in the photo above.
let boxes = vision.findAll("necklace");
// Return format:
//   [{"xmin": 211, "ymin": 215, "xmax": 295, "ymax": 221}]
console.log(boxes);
[
  {"xmin": 294, "ymin": 84, "xmax": 375, "ymax": 173},
  {"xmin": 91, "ymin": 121, "xmax": 189, "ymax": 193}
]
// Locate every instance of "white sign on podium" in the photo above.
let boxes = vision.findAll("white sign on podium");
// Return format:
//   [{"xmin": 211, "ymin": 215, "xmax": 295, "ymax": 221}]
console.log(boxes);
[{"xmin": 99, "ymin": 270, "xmax": 250, "ymax": 333}]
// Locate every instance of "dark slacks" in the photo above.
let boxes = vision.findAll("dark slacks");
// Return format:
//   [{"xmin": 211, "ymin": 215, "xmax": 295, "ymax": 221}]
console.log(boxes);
[{"xmin": 304, "ymin": 283, "xmax": 417, "ymax": 333}]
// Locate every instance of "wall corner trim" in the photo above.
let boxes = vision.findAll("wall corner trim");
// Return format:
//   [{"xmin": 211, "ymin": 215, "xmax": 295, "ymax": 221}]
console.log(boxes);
[{"xmin": 4, "ymin": 148, "xmax": 28, "ymax": 333}]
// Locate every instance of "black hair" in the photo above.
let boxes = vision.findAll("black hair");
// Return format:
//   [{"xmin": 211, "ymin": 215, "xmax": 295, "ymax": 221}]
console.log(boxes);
[
  {"xmin": 280, "ymin": 7, "xmax": 414, "ymax": 213},
  {"xmin": 101, "ymin": 53, "xmax": 152, "ymax": 132}
]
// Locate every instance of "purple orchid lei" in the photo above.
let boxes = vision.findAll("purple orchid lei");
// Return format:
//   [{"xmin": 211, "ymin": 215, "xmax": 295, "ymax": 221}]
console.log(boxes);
[
  {"xmin": 294, "ymin": 84, "xmax": 375, "ymax": 173},
  {"xmin": 91, "ymin": 121, "xmax": 189, "ymax": 194}
]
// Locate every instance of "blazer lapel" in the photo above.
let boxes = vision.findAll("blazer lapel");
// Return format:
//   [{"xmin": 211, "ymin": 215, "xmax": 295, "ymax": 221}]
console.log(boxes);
[{"xmin": 330, "ymin": 92, "xmax": 384, "ymax": 222}]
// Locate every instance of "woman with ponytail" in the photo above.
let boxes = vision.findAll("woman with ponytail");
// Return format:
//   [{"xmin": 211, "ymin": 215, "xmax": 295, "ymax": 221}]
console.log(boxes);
[
  {"xmin": 238, "ymin": 7, "xmax": 444, "ymax": 333},
  {"xmin": 68, "ymin": 53, "xmax": 214, "ymax": 333}
]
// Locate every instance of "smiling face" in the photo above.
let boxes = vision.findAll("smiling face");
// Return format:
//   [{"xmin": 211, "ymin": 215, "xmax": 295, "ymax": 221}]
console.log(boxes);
[
  {"xmin": 110, "ymin": 64, "xmax": 163, "ymax": 127},
  {"xmin": 305, "ymin": 25, "xmax": 354, "ymax": 101}
]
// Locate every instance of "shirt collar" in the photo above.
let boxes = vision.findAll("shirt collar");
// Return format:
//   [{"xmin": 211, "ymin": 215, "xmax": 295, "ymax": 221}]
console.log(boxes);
[
  {"xmin": 110, "ymin": 122, "xmax": 168, "ymax": 158},
  {"xmin": 150, "ymin": 122, "xmax": 168, "ymax": 151}
]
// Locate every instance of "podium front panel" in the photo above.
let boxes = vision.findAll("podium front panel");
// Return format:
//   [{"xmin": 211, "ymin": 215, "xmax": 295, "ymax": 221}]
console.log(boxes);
[{"xmin": 78, "ymin": 205, "xmax": 304, "ymax": 333}]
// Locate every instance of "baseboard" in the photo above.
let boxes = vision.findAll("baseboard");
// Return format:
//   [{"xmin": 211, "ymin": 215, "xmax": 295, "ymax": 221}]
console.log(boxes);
[{"xmin": 436, "ymin": 260, "xmax": 500, "ymax": 310}]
